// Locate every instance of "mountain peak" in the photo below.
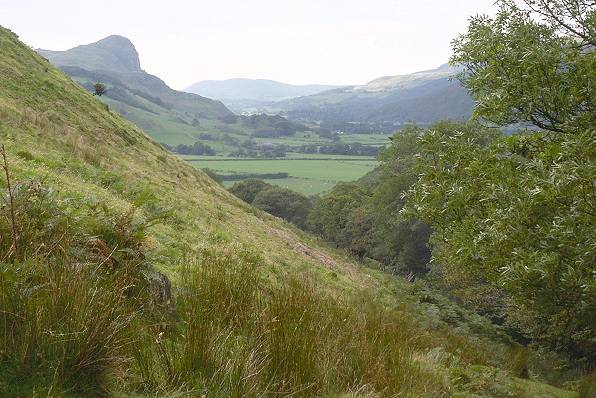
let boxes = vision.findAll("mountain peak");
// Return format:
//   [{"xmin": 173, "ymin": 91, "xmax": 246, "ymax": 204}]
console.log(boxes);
[
  {"xmin": 38, "ymin": 34, "xmax": 141, "ymax": 73},
  {"xmin": 97, "ymin": 34, "xmax": 133, "ymax": 44},
  {"xmin": 88, "ymin": 35, "xmax": 141, "ymax": 72}
]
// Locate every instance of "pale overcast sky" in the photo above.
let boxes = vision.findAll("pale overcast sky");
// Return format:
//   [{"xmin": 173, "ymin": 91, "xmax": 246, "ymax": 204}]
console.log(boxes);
[{"xmin": 0, "ymin": 0, "xmax": 496, "ymax": 89}]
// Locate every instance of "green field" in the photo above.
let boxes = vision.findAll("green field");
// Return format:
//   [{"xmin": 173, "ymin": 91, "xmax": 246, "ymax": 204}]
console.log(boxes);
[
  {"xmin": 181, "ymin": 153, "xmax": 378, "ymax": 161},
  {"xmin": 186, "ymin": 157, "xmax": 379, "ymax": 195},
  {"xmin": 178, "ymin": 133, "xmax": 389, "ymax": 195},
  {"xmin": 339, "ymin": 133, "xmax": 393, "ymax": 145}
]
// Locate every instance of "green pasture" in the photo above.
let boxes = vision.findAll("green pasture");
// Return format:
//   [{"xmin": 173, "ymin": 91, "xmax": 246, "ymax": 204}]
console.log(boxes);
[
  {"xmin": 186, "ymin": 157, "xmax": 379, "ymax": 195},
  {"xmin": 338, "ymin": 133, "xmax": 393, "ymax": 146},
  {"xmin": 181, "ymin": 153, "xmax": 377, "ymax": 161}
]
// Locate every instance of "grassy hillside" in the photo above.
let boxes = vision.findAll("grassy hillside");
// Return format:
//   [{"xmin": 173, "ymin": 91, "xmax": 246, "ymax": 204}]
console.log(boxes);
[
  {"xmin": 0, "ymin": 26, "xmax": 578, "ymax": 397},
  {"xmin": 56, "ymin": 67, "xmax": 311, "ymax": 154}
]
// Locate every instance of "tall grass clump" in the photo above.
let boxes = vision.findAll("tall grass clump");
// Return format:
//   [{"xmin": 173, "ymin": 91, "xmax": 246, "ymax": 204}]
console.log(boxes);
[
  {"xmin": 0, "ymin": 176, "xmax": 154, "ymax": 396},
  {"xmin": 0, "ymin": 259, "xmax": 139, "ymax": 396},
  {"xmin": 133, "ymin": 244, "xmax": 447, "ymax": 397},
  {"xmin": 131, "ymin": 244, "xmax": 266, "ymax": 395}
]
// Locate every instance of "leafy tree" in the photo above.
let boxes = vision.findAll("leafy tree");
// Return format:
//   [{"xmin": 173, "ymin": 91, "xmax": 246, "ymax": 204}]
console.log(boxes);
[
  {"xmin": 307, "ymin": 183, "xmax": 371, "ymax": 249},
  {"xmin": 229, "ymin": 180, "xmax": 312, "ymax": 228},
  {"xmin": 175, "ymin": 142, "xmax": 216, "ymax": 155},
  {"xmin": 229, "ymin": 179, "xmax": 272, "ymax": 204},
  {"xmin": 93, "ymin": 82, "xmax": 107, "ymax": 96},
  {"xmin": 451, "ymin": 0, "xmax": 595, "ymax": 134},
  {"xmin": 341, "ymin": 205, "xmax": 377, "ymax": 259},
  {"xmin": 252, "ymin": 186, "xmax": 312, "ymax": 228},
  {"xmin": 368, "ymin": 125, "xmax": 432, "ymax": 274},
  {"xmin": 405, "ymin": 0, "xmax": 595, "ymax": 361},
  {"xmin": 306, "ymin": 127, "xmax": 433, "ymax": 274}
]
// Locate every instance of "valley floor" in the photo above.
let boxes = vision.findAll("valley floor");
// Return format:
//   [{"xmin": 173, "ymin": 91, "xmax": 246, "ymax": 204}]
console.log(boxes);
[{"xmin": 183, "ymin": 154, "xmax": 378, "ymax": 195}]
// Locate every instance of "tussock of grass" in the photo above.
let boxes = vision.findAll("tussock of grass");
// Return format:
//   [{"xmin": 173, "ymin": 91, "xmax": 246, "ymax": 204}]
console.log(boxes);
[
  {"xmin": 577, "ymin": 372, "xmax": 596, "ymax": 398},
  {"xmin": 0, "ymin": 180, "xmax": 151, "ymax": 396},
  {"xmin": 129, "ymin": 244, "xmax": 445, "ymax": 397}
]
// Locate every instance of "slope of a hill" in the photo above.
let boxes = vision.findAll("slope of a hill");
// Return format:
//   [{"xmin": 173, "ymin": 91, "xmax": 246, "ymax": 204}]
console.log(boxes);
[
  {"xmin": 0, "ymin": 27, "xmax": 575, "ymax": 397},
  {"xmin": 273, "ymin": 64, "xmax": 474, "ymax": 129},
  {"xmin": 361, "ymin": 63, "xmax": 458, "ymax": 92},
  {"xmin": 185, "ymin": 78, "xmax": 344, "ymax": 112},
  {"xmin": 37, "ymin": 36, "xmax": 306, "ymax": 150}
]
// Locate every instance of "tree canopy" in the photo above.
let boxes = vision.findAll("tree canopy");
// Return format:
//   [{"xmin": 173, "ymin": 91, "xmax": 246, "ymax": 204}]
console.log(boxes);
[
  {"xmin": 93, "ymin": 82, "xmax": 106, "ymax": 96},
  {"xmin": 229, "ymin": 180, "xmax": 313, "ymax": 228},
  {"xmin": 307, "ymin": 127, "xmax": 432, "ymax": 274},
  {"xmin": 403, "ymin": 0, "xmax": 595, "ymax": 361}
]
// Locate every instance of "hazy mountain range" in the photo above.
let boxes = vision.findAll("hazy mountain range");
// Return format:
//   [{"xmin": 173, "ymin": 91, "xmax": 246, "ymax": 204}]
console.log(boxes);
[
  {"xmin": 37, "ymin": 35, "xmax": 474, "ymax": 139},
  {"xmin": 184, "ymin": 64, "xmax": 475, "ymax": 131},
  {"xmin": 273, "ymin": 64, "xmax": 475, "ymax": 130},
  {"xmin": 185, "ymin": 79, "xmax": 344, "ymax": 112}
]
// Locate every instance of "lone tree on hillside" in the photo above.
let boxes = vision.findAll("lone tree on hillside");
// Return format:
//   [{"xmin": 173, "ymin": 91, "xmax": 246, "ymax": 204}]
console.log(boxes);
[{"xmin": 93, "ymin": 83, "xmax": 107, "ymax": 96}]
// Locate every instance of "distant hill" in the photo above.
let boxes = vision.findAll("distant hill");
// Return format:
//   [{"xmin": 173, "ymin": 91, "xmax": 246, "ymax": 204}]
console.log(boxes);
[
  {"xmin": 37, "ymin": 35, "xmax": 142, "ymax": 73},
  {"xmin": 38, "ymin": 36, "xmax": 232, "ymax": 120},
  {"xmin": 37, "ymin": 36, "xmax": 305, "ymax": 150},
  {"xmin": 272, "ymin": 64, "xmax": 475, "ymax": 131},
  {"xmin": 38, "ymin": 38, "xmax": 474, "ymax": 137},
  {"xmin": 359, "ymin": 63, "xmax": 458, "ymax": 92},
  {"xmin": 185, "ymin": 78, "xmax": 344, "ymax": 112}
]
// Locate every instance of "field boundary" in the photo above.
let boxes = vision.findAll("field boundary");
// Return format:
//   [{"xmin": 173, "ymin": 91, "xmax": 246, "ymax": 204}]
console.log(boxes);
[{"xmin": 184, "ymin": 157, "xmax": 377, "ymax": 162}]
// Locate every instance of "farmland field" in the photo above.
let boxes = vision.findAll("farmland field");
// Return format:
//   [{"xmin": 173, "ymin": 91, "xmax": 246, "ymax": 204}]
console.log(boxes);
[
  {"xmin": 178, "ymin": 132, "xmax": 390, "ymax": 195},
  {"xmin": 185, "ymin": 156, "xmax": 379, "ymax": 195},
  {"xmin": 338, "ymin": 133, "xmax": 393, "ymax": 146}
]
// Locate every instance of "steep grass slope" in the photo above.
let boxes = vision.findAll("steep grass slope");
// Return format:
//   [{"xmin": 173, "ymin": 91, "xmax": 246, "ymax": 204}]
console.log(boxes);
[{"xmin": 0, "ymin": 26, "xmax": 577, "ymax": 397}]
